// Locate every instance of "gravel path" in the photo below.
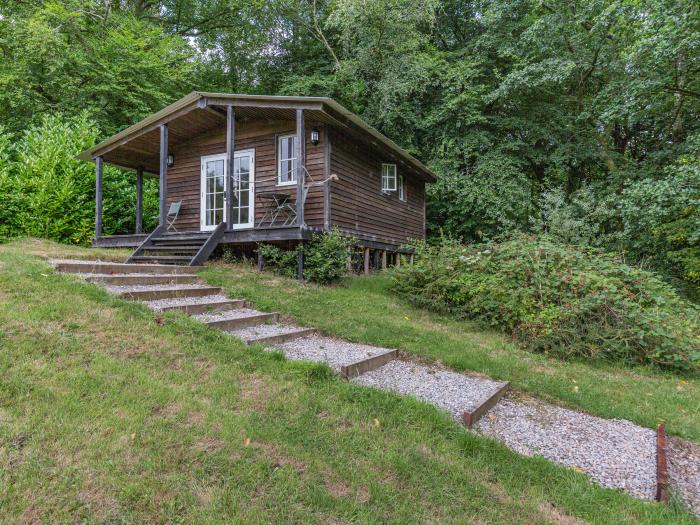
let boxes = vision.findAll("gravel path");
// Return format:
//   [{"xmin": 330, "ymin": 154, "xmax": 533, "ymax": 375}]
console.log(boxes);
[
  {"xmin": 353, "ymin": 360, "xmax": 507, "ymax": 418},
  {"xmin": 273, "ymin": 335, "xmax": 392, "ymax": 372},
  {"xmin": 229, "ymin": 323, "xmax": 309, "ymax": 340},
  {"xmin": 476, "ymin": 398, "xmax": 657, "ymax": 499},
  {"xmin": 668, "ymin": 437, "xmax": 700, "ymax": 516},
  {"xmin": 193, "ymin": 308, "xmax": 263, "ymax": 323},
  {"xmin": 106, "ymin": 284, "xmax": 213, "ymax": 293},
  {"xmin": 144, "ymin": 294, "xmax": 231, "ymax": 310}
]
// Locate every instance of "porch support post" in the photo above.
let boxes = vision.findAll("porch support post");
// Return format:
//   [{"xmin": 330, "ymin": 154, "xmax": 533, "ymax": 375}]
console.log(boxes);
[
  {"xmin": 226, "ymin": 105, "xmax": 235, "ymax": 229},
  {"xmin": 159, "ymin": 124, "xmax": 168, "ymax": 226},
  {"xmin": 381, "ymin": 250, "xmax": 387, "ymax": 270},
  {"xmin": 364, "ymin": 247, "xmax": 370, "ymax": 276},
  {"xmin": 135, "ymin": 166, "xmax": 143, "ymax": 234},
  {"xmin": 295, "ymin": 108, "xmax": 305, "ymax": 227},
  {"xmin": 95, "ymin": 156, "xmax": 103, "ymax": 239}
]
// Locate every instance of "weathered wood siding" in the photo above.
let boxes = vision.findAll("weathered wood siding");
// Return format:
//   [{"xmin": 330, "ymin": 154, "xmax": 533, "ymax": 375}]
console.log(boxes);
[
  {"xmin": 329, "ymin": 128, "xmax": 426, "ymax": 246},
  {"xmin": 167, "ymin": 120, "xmax": 325, "ymax": 231}
]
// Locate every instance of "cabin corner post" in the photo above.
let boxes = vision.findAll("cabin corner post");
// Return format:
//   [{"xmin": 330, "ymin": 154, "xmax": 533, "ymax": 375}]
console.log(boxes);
[
  {"xmin": 135, "ymin": 166, "xmax": 143, "ymax": 234},
  {"xmin": 295, "ymin": 108, "xmax": 305, "ymax": 227},
  {"xmin": 95, "ymin": 156, "xmax": 103, "ymax": 239},
  {"xmin": 323, "ymin": 125, "xmax": 331, "ymax": 230},
  {"xmin": 226, "ymin": 105, "xmax": 235, "ymax": 230},
  {"xmin": 159, "ymin": 123, "xmax": 168, "ymax": 226}
]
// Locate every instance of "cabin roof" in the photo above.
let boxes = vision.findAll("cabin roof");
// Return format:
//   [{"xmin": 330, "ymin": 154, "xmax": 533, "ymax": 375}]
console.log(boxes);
[{"xmin": 78, "ymin": 91, "xmax": 437, "ymax": 182}]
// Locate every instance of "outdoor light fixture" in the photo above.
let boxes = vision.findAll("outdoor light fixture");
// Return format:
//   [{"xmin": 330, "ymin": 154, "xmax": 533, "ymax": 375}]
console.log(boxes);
[
  {"xmin": 310, "ymin": 128, "xmax": 320, "ymax": 146},
  {"xmin": 167, "ymin": 154, "xmax": 175, "ymax": 167}
]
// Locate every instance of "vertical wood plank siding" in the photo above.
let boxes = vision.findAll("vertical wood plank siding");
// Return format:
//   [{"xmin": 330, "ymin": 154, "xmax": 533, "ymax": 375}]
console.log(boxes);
[
  {"xmin": 329, "ymin": 128, "xmax": 426, "ymax": 245},
  {"xmin": 165, "ymin": 120, "xmax": 326, "ymax": 231}
]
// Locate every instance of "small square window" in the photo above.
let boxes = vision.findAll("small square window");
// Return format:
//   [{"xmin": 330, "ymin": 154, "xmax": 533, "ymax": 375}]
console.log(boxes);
[
  {"xmin": 381, "ymin": 163, "xmax": 397, "ymax": 192},
  {"xmin": 398, "ymin": 175, "xmax": 406, "ymax": 202},
  {"xmin": 278, "ymin": 134, "xmax": 297, "ymax": 185}
]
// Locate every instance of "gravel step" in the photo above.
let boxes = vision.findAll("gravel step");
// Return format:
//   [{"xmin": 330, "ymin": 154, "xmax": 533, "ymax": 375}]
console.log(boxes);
[
  {"xmin": 228, "ymin": 324, "xmax": 316, "ymax": 345},
  {"xmin": 204, "ymin": 311, "xmax": 279, "ymax": 331},
  {"xmin": 273, "ymin": 335, "xmax": 395, "ymax": 373},
  {"xmin": 108, "ymin": 284, "xmax": 221, "ymax": 300},
  {"xmin": 51, "ymin": 259, "xmax": 192, "ymax": 275},
  {"xmin": 193, "ymin": 308, "xmax": 264, "ymax": 323},
  {"xmin": 82, "ymin": 273, "xmax": 201, "ymax": 285},
  {"xmin": 143, "ymin": 294, "xmax": 244, "ymax": 313},
  {"xmin": 476, "ymin": 398, "xmax": 657, "ymax": 500},
  {"xmin": 353, "ymin": 360, "xmax": 509, "ymax": 421}
]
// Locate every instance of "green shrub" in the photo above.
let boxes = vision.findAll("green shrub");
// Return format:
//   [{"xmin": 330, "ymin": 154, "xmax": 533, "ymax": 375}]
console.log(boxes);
[
  {"xmin": 390, "ymin": 235, "xmax": 700, "ymax": 372},
  {"xmin": 257, "ymin": 229, "xmax": 356, "ymax": 284}
]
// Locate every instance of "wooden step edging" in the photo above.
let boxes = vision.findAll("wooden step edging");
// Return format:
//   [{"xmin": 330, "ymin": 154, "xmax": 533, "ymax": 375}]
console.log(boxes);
[
  {"xmin": 462, "ymin": 382, "xmax": 511, "ymax": 429},
  {"xmin": 53, "ymin": 261, "xmax": 194, "ymax": 275},
  {"xmin": 159, "ymin": 300, "xmax": 246, "ymax": 315},
  {"xmin": 86, "ymin": 274, "xmax": 201, "ymax": 285},
  {"xmin": 244, "ymin": 328, "xmax": 317, "ymax": 346},
  {"xmin": 206, "ymin": 312, "xmax": 279, "ymax": 331},
  {"xmin": 118, "ymin": 287, "xmax": 221, "ymax": 301},
  {"xmin": 340, "ymin": 349, "xmax": 399, "ymax": 379}
]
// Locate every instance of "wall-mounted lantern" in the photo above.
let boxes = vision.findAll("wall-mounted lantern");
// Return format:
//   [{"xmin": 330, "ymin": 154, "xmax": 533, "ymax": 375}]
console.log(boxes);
[
  {"xmin": 310, "ymin": 128, "xmax": 320, "ymax": 146},
  {"xmin": 167, "ymin": 154, "xmax": 175, "ymax": 167}
]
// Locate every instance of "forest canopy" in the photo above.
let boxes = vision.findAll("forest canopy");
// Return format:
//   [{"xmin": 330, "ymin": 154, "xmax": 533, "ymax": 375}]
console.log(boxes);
[{"xmin": 0, "ymin": 0, "xmax": 698, "ymax": 296}]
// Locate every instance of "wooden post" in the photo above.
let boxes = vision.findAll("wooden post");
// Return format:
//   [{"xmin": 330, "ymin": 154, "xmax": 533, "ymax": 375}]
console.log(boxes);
[
  {"xmin": 95, "ymin": 156, "xmax": 103, "ymax": 238},
  {"xmin": 323, "ymin": 126, "xmax": 331, "ymax": 230},
  {"xmin": 295, "ymin": 108, "xmax": 305, "ymax": 228},
  {"xmin": 381, "ymin": 250, "xmax": 387, "ymax": 270},
  {"xmin": 257, "ymin": 249, "xmax": 265, "ymax": 272},
  {"xmin": 396, "ymin": 252, "xmax": 401, "ymax": 268},
  {"xmin": 159, "ymin": 124, "xmax": 168, "ymax": 226},
  {"xmin": 297, "ymin": 242, "xmax": 304, "ymax": 281},
  {"xmin": 363, "ymin": 247, "xmax": 370, "ymax": 275},
  {"xmin": 410, "ymin": 253, "xmax": 414, "ymax": 265},
  {"xmin": 226, "ymin": 105, "xmax": 235, "ymax": 229},
  {"xmin": 135, "ymin": 166, "xmax": 143, "ymax": 234}
]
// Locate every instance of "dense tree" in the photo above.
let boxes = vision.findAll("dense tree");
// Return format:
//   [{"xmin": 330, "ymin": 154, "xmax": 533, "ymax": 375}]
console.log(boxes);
[{"xmin": 0, "ymin": 0, "xmax": 698, "ymax": 295}]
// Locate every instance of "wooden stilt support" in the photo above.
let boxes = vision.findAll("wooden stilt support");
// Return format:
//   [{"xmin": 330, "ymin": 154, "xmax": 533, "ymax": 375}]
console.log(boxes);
[
  {"xmin": 396, "ymin": 253, "xmax": 401, "ymax": 268},
  {"xmin": 381, "ymin": 250, "xmax": 387, "ymax": 269},
  {"xmin": 297, "ymin": 242, "xmax": 305, "ymax": 281},
  {"xmin": 257, "ymin": 249, "xmax": 265, "ymax": 272},
  {"xmin": 410, "ymin": 253, "xmax": 414, "ymax": 265},
  {"xmin": 363, "ymin": 247, "xmax": 370, "ymax": 275}
]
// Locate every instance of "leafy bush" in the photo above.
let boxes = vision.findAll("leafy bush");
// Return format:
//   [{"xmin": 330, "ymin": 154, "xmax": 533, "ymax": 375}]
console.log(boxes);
[
  {"xmin": 390, "ymin": 235, "xmax": 700, "ymax": 372},
  {"xmin": 0, "ymin": 114, "xmax": 158, "ymax": 245},
  {"xmin": 258, "ymin": 229, "xmax": 356, "ymax": 284}
]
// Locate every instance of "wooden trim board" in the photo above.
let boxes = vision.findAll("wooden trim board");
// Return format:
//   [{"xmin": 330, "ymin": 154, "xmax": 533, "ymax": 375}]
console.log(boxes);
[
  {"xmin": 340, "ymin": 349, "xmax": 398, "ymax": 379},
  {"xmin": 656, "ymin": 424, "xmax": 670, "ymax": 503},
  {"xmin": 462, "ymin": 382, "xmax": 511, "ymax": 428},
  {"xmin": 244, "ymin": 328, "xmax": 316, "ymax": 346}
]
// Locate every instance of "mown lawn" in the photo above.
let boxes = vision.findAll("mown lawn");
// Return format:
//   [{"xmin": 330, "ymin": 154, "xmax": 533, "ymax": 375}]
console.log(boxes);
[
  {"xmin": 0, "ymin": 240, "xmax": 696, "ymax": 523},
  {"xmin": 200, "ymin": 261, "xmax": 700, "ymax": 445}
]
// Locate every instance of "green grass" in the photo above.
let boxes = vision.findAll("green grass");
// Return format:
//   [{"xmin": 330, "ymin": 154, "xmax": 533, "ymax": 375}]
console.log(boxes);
[
  {"xmin": 0, "ymin": 241, "xmax": 697, "ymax": 523},
  {"xmin": 200, "ymin": 262, "xmax": 700, "ymax": 445}
]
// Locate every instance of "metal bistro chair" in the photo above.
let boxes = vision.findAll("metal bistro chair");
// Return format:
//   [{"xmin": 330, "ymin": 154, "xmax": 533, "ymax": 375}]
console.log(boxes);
[
  {"xmin": 165, "ymin": 200, "xmax": 182, "ymax": 232},
  {"xmin": 282, "ymin": 168, "xmax": 338, "ymax": 226}
]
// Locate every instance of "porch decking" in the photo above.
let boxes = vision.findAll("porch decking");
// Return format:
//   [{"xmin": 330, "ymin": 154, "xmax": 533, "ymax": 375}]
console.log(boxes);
[{"xmin": 93, "ymin": 225, "xmax": 319, "ymax": 249}]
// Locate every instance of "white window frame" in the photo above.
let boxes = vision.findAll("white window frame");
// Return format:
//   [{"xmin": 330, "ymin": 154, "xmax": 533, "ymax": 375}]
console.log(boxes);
[
  {"xmin": 277, "ymin": 134, "xmax": 297, "ymax": 186},
  {"xmin": 398, "ymin": 174, "xmax": 406, "ymax": 202},
  {"xmin": 381, "ymin": 163, "xmax": 397, "ymax": 192}
]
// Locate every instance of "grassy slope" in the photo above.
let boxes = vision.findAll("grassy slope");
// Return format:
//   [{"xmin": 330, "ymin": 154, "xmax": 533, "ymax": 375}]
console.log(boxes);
[
  {"xmin": 0, "ymin": 241, "xmax": 695, "ymax": 523},
  {"xmin": 200, "ymin": 262, "xmax": 700, "ymax": 445}
]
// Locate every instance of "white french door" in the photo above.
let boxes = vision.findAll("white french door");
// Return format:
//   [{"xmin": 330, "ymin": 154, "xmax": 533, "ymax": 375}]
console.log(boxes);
[{"xmin": 200, "ymin": 150, "xmax": 255, "ymax": 231}]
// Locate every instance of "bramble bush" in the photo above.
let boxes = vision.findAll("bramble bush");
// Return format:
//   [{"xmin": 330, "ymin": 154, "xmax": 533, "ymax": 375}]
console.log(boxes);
[
  {"xmin": 257, "ymin": 229, "xmax": 356, "ymax": 284},
  {"xmin": 390, "ymin": 235, "xmax": 700, "ymax": 372}
]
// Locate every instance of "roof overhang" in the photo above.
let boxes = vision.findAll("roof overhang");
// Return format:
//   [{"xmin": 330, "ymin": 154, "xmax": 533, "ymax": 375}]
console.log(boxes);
[{"xmin": 78, "ymin": 92, "xmax": 437, "ymax": 182}]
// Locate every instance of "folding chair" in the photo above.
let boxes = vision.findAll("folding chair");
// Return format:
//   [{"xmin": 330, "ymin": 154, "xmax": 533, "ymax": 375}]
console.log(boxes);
[{"xmin": 166, "ymin": 200, "xmax": 182, "ymax": 232}]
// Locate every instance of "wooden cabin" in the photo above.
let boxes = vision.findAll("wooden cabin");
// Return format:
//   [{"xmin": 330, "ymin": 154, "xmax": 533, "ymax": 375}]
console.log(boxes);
[{"xmin": 79, "ymin": 92, "xmax": 436, "ymax": 271}]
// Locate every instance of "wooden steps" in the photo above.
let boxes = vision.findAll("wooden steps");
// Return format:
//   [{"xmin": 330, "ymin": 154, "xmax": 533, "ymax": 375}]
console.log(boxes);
[
  {"xmin": 51, "ymin": 260, "xmax": 194, "ymax": 275},
  {"xmin": 127, "ymin": 224, "xmax": 225, "ymax": 266},
  {"xmin": 116, "ymin": 286, "xmax": 222, "ymax": 301},
  {"xmin": 85, "ymin": 274, "xmax": 201, "ymax": 285}
]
